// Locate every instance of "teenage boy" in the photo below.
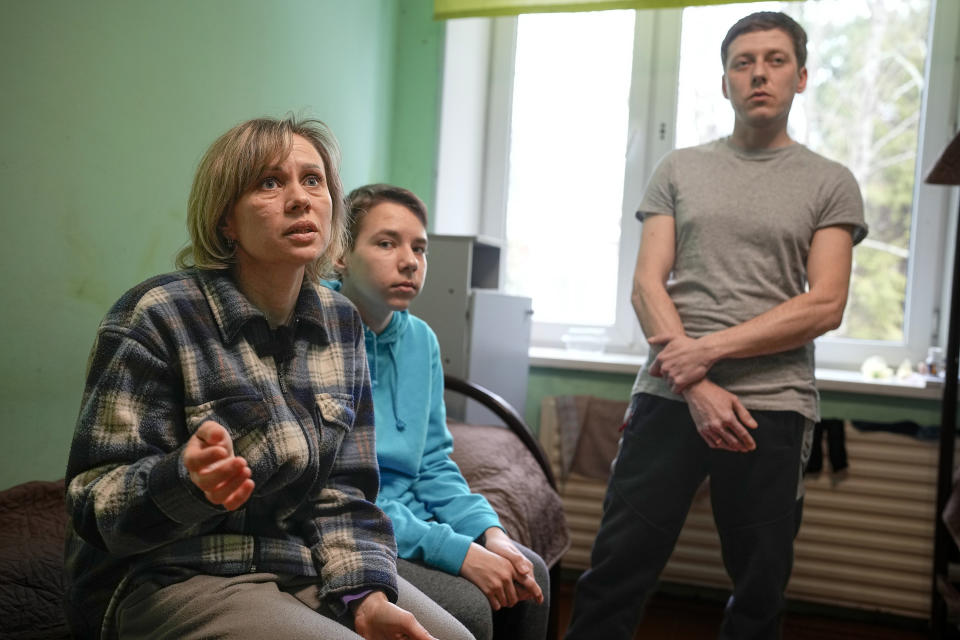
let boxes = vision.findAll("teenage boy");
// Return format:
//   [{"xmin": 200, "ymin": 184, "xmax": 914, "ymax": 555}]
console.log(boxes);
[
  {"xmin": 326, "ymin": 184, "xmax": 549, "ymax": 640},
  {"xmin": 564, "ymin": 12, "xmax": 867, "ymax": 640}
]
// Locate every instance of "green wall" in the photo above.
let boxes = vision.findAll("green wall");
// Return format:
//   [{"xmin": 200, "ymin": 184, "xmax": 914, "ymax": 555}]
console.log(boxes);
[
  {"xmin": 388, "ymin": 0, "xmax": 445, "ymax": 216},
  {"xmin": 0, "ymin": 0, "xmax": 445, "ymax": 490},
  {"xmin": 0, "ymin": 0, "xmax": 942, "ymax": 491},
  {"xmin": 524, "ymin": 367, "xmax": 943, "ymax": 435}
]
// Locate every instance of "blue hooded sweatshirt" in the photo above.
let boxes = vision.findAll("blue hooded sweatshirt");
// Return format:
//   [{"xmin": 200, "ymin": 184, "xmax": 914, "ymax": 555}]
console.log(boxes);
[{"xmin": 323, "ymin": 281, "xmax": 502, "ymax": 574}]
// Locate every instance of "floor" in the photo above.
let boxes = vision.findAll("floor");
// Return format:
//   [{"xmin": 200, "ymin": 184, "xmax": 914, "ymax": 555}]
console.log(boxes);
[{"xmin": 553, "ymin": 580, "xmax": 930, "ymax": 639}]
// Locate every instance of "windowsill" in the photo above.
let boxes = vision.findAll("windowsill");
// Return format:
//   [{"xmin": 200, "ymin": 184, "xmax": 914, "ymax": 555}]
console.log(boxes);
[{"xmin": 529, "ymin": 346, "xmax": 944, "ymax": 400}]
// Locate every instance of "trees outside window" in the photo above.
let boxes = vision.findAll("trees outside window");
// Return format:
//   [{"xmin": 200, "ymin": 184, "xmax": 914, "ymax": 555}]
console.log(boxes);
[
  {"xmin": 677, "ymin": 0, "xmax": 932, "ymax": 342},
  {"xmin": 473, "ymin": 0, "xmax": 956, "ymax": 367}
]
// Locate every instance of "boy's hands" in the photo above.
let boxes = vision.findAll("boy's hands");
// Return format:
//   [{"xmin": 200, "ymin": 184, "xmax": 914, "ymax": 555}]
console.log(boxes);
[{"xmin": 460, "ymin": 527, "xmax": 543, "ymax": 610}]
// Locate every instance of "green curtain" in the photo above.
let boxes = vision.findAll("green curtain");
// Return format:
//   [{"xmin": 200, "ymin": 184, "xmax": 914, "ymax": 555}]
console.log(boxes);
[{"xmin": 435, "ymin": 0, "xmax": 781, "ymax": 19}]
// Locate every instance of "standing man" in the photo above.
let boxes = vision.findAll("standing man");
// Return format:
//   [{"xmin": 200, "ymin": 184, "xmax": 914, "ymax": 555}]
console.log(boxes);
[{"xmin": 565, "ymin": 11, "xmax": 867, "ymax": 640}]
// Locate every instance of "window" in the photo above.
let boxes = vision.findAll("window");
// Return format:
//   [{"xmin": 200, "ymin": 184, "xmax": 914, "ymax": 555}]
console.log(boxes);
[
  {"xmin": 677, "ymin": 1, "xmax": 933, "ymax": 344},
  {"xmin": 440, "ymin": 0, "xmax": 960, "ymax": 369},
  {"xmin": 503, "ymin": 10, "xmax": 634, "ymax": 328}
]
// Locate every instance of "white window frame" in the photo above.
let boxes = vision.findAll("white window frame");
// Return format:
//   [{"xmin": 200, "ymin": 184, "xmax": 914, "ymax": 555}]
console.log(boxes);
[{"xmin": 435, "ymin": 0, "xmax": 960, "ymax": 371}]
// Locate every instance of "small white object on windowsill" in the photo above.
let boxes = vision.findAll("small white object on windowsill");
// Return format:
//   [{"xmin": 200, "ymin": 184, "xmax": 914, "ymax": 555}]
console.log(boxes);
[
  {"xmin": 897, "ymin": 358, "xmax": 914, "ymax": 380},
  {"xmin": 860, "ymin": 355, "xmax": 893, "ymax": 380},
  {"xmin": 919, "ymin": 346, "xmax": 946, "ymax": 378},
  {"xmin": 560, "ymin": 327, "xmax": 610, "ymax": 354},
  {"xmin": 859, "ymin": 355, "xmax": 928, "ymax": 387}
]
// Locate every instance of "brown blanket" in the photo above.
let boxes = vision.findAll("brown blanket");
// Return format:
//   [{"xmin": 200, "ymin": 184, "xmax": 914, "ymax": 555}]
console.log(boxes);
[
  {"xmin": 0, "ymin": 479, "xmax": 70, "ymax": 639},
  {"xmin": 552, "ymin": 395, "xmax": 629, "ymax": 482},
  {"xmin": 449, "ymin": 423, "xmax": 570, "ymax": 567}
]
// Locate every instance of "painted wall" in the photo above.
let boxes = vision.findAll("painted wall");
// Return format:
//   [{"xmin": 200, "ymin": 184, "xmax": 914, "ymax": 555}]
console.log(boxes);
[
  {"xmin": 524, "ymin": 367, "xmax": 944, "ymax": 436},
  {"xmin": 388, "ymin": 0, "xmax": 445, "ymax": 217},
  {"xmin": 0, "ymin": 0, "xmax": 944, "ymax": 491},
  {"xmin": 0, "ymin": 0, "xmax": 448, "ymax": 490}
]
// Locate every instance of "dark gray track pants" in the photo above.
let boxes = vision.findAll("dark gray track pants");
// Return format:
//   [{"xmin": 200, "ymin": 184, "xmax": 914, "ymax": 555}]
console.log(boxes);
[{"xmin": 565, "ymin": 393, "xmax": 809, "ymax": 640}]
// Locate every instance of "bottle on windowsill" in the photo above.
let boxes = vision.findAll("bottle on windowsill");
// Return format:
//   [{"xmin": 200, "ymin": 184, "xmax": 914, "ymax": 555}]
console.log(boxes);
[{"xmin": 922, "ymin": 346, "xmax": 945, "ymax": 378}]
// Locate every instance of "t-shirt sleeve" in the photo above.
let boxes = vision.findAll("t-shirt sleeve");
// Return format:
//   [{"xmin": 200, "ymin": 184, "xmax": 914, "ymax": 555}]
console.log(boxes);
[
  {"xmin": 817, "ymin": 164, "xmax": 868, "ymax": 245},
  {"xmin": 635, "ymin": 152, "xmax": 677, "ymax": 221}
]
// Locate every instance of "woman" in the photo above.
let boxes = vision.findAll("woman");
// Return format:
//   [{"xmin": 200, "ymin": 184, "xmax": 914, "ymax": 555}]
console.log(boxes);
[
  {"xmin": 63, "ymin": 118, "xmax": 471, "ymax": 640},
  {"xmin": 328, "ymin": 183, "xmax": 550, "ymax": 640}
]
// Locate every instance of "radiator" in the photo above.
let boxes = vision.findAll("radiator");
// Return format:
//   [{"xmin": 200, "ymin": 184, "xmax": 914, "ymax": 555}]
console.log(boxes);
[{"xmin": 540, "ymin": 398, "xmax": 941, "ymax": 619}]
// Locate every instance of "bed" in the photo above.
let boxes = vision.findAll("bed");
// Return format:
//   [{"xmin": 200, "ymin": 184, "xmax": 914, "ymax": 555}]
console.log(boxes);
[{"xmin": 0, "ymin": 375, "xmax": 569, "ymax": 639}]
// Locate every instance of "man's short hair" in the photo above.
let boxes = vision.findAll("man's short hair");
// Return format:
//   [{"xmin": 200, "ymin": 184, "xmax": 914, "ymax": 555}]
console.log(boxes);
[
  {"xmin": 345, "ymin": 183, "xmax": 428, "ymax": 248},
  {"xmin": 721, "ymin": 11, "xmax": 808, "ymax": 70}
]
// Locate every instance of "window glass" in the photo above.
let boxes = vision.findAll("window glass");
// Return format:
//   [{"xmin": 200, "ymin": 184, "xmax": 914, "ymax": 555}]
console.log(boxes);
[
  {"xmin": 503, "ymin": 10, "xmax": 634, "ymax": 326},
  {"xmin": 500, "ymin": 0, "xmax": 937, "ymax": 355}
]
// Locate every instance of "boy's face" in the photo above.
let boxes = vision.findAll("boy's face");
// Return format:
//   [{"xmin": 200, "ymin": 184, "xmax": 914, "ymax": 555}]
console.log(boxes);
[
  {"xmin": 336, "ymin": 201, "xmax": 428, "ymax": 318},
  {"xmin": 722, "ymin": 28, "xmax": 807, "ymax": 130}
]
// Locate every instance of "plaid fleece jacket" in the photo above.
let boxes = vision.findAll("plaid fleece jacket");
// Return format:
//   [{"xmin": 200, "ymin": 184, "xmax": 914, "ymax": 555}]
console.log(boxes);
[{"xmin": 63, "ymin": 269, "xmax": 396, "ymax": 637}]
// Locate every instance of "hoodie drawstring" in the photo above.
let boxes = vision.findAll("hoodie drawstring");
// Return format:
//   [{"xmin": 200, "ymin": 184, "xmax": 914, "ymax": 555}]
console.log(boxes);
[
  {"xmin": 388, "ymin": 342, "xmax": 405, "ymax": 431},
  {"xmin": 367, "ymin": 326, "xmax": 405, "ymax": 432}
]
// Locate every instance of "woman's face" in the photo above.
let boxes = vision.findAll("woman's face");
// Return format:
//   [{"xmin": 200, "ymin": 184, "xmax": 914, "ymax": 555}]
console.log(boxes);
[
  {"xmin": 222, "ymin": 134, "xmax": 333, "ymax": 278},
  {"xmin": 337, "ymin": 201, "xmax": 427, "ymax": 326}
]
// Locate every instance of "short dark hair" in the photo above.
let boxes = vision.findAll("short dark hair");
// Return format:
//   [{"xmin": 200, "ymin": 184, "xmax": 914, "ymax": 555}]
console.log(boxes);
[
  {"xmin": 345, "ymin": 183, "xmax": 428, "ymax": 248},
  {"xmin": 721, "ymin": 11, "xmax": 807, "ymax": 70}
]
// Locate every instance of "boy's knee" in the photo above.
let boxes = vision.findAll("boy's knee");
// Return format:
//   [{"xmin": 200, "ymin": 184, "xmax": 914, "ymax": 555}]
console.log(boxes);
[{"xmin": 520, "ymin": 546, "xmax": 550, "ymax": 593}]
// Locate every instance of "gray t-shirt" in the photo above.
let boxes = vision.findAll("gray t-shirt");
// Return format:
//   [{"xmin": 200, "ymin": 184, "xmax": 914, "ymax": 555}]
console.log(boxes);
[{"xmin": 631, "ymin": 138, "xmax": 867, "ymax": 422}]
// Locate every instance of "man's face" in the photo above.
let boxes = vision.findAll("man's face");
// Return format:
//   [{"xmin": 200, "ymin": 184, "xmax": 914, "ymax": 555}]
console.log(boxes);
[{"xmin": 722, "ymin": 28, "xmax": 807, "ymax": 130}]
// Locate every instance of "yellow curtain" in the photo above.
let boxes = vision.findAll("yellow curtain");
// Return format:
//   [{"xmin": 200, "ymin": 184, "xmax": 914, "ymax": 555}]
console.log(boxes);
[{"xmin": 435, "ymin": 0, "xmax": 780, "ymax": 19}]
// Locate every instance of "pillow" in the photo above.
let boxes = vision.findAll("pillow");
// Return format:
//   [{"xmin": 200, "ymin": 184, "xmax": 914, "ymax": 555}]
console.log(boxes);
[
  {"xmin": 449, "ymin": 423, "xmax": 571, "ymax": 567},
  {"xmin": 0, "ymin": 479, "xmax": 70, "ymax": 639}
]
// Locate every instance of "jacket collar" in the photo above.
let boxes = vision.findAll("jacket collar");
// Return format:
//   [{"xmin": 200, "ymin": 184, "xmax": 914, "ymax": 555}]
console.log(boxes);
[{"xmin": 197, "ymin": 268, "xmax": 329, "ymax": 346}]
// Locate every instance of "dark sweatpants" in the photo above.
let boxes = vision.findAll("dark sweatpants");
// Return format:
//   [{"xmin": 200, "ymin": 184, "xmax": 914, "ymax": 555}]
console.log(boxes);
[{"xmin": 565, "ymin": 393, "xmax": 808, "ymax": 640}]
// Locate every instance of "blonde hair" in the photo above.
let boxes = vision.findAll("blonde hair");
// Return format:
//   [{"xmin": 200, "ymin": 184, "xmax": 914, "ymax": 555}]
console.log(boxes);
[{"xmin": 175, "ymin": 116, "xmax": 348, "ymax": 282}]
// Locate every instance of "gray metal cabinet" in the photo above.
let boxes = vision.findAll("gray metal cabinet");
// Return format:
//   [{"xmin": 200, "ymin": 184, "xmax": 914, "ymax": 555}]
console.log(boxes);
[{"xmin": 409, "ymin": 234, "xmax": 532, "ymax": 424}]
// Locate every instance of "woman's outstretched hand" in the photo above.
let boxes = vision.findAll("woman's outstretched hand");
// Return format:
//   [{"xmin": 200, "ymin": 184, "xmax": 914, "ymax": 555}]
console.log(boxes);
[{"xmin": 183, "ymin": 420, "xmax": 255, "ymax": 510}]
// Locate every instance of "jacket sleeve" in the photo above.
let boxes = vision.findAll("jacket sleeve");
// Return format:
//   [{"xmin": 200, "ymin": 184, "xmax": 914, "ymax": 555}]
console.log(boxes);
[
  {"xmin": 300, "ymin": 309, "xmax": 399, "ymax": 606},
  {"xmin": 401, "ymin": 330, "xmax": 502, "ymax": 573},
  {"xmin": 65, "ymin": 324, "xmax": 227, "ymax": 559}
]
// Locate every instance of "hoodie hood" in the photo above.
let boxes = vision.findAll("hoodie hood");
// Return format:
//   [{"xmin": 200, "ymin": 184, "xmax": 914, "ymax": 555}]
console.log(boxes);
[
  {"xmin": 320, "ymin": 278, "xmax": 409, "ymax": 399},
  {"xmin": 319, "ymin": 277, "xmax": 501, "ymax": 571},
  {"xmin": 363, "ymin": 309, "xmax": 409, "ymax": 393}
]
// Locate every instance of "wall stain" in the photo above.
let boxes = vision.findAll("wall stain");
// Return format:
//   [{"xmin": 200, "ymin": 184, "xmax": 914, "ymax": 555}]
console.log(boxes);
[{"xmin": 63, "ymin": 208, "xmax": 187, "ymax": 309}]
